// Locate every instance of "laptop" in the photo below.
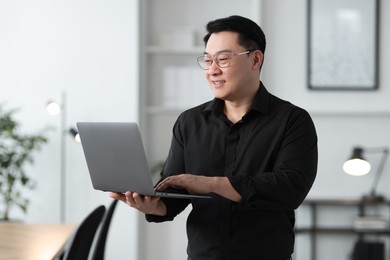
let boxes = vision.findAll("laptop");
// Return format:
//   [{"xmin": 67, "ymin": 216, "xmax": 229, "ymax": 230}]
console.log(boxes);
[{"xmin": 77, "ymin": 122, "xmax": 210, "ymax": 199}]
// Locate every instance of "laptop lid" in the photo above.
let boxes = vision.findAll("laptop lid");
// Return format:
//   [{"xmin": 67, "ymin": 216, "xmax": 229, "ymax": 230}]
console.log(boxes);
[{"xmin": 77, "ymin": 122, "xmax": 210, "ymax": 199}]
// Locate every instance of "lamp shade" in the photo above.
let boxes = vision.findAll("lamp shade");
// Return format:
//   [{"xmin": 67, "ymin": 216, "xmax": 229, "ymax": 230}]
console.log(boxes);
[
  {"xmin": 343, "ymin": 146, "xmax": 389, "ymax": 202},
  {"xmin": 343, "ymin": 147, "xmax": 371, "ymax": 176},
  {"xmin": 69, "ymin": 128, "xmax": 81, "ymax": 143},
  {"xmin": 46, "ymin": 100, "xmax": 61, "ymax": 115}
]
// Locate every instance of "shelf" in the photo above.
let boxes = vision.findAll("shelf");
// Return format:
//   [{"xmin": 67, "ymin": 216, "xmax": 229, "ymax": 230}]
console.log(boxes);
[
  {"xmin": 296, "ymin": 227, "xmax": 390, "ymax": 235},
  {"xmin": 303, "ymin": 198, "xmax": 390, "ymax": 206}
]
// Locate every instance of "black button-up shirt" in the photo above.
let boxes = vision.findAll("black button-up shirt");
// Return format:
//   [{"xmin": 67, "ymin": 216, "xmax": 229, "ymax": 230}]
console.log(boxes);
[{"xmin": 146, "ymin": 83, "xmax": 318, "ymax": 260}]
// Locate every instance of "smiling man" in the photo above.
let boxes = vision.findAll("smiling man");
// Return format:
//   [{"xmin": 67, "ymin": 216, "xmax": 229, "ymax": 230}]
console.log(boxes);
[{"xmin": 111, "ymin": 15, "xmax": 318, "ymax": 260}]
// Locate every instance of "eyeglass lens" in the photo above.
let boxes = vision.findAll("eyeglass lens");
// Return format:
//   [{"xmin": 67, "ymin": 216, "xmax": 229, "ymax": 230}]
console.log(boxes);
[{"xmin": 198, "ymin": 52, "xmax": 232, "ymax": 70}]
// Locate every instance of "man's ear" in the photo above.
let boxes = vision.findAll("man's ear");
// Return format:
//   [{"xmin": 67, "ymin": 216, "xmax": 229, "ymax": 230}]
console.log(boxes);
[{"xmin": 252, "ymin": 51, "xmax": 264, "ymax": 70}]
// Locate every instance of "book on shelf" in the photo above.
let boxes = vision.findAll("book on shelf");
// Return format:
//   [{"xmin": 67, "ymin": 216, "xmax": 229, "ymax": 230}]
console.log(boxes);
[{"xmin": 353, "ymin": 216, "xmax": 389, "ymax": 230}]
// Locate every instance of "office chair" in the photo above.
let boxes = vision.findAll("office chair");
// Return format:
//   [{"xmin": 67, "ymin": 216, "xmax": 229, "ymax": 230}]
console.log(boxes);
[
  {"xmin": 60, "ymin": 205, "xmax": 106, "ymax": 260},
  {"xmin": 88, "ymin": 199, "xmax": 118, "ymax": 260}
]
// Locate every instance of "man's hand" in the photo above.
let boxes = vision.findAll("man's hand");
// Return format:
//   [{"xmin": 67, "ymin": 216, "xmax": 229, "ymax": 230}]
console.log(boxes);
[
  {"xmin": 155, "ymin": 174, "xmax": 213, "ymax": 195},
  {"xmin": 110, "ymin": 191, "xmax": 167, "ymax": 216},
  {"xmin": 155, "ymin": 174, "xmax": 241, "ymax": 202}
]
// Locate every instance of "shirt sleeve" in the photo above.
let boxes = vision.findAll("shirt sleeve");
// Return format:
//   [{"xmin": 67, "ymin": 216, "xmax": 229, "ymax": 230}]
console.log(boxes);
[
  {"xmin": 145, "ymin": 117, "xmax": 191, "ymax": 222},
  {"xmin": 228, "ymin": 108, "xmax": 318, "ymax": 210}
]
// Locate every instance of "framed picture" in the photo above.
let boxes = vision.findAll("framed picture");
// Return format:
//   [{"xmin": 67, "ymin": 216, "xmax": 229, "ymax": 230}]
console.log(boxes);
[{"xmin": 308, "ymin": 0, "xmax": 379, "ymax": 90}]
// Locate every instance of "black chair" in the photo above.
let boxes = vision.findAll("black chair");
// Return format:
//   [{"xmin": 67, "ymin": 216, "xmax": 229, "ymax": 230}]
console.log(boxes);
[
  {"xmin": 61, "ymin": 205, "xmax": 106, "ymax": 260},
  {"xmin": 88, "ymin": 199, "xmax": 119, "ymax": 260}
]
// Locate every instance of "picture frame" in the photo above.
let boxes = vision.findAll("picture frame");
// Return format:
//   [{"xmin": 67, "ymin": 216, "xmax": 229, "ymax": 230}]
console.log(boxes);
[{"xmin": 307, "ymin": 0, "xmax": 379, "ymax": 90}]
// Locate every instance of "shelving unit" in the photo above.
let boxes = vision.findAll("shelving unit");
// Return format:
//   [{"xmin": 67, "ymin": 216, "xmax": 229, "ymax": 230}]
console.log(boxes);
[
  {"xmin": 137, "ymin": 1, "xmax": 263, "ymax": 259},
  {"xmin": 295, "ymin": 199, "xmax": 390, "ymax": 260}
]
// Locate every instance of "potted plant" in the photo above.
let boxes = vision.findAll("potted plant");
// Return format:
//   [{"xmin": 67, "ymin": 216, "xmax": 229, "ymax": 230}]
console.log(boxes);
[{"xmin": 0, "ymin": 105, "xmax": 48, "ymax": 221}]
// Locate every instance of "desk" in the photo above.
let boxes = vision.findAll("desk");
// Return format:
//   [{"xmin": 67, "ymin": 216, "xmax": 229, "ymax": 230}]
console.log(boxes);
[{"xmin": 0, "ymin": 222, "xmax": 75, "ymax": 260}]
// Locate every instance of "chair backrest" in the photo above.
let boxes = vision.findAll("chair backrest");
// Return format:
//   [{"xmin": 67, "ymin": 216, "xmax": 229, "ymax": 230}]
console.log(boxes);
[
  {"xmin": 62, "ymin": 205, "xmax": 106, "ymax": 260},
  {"xmin": 89, "ymin": 199, "xmax": 118, "ymax": 260}
]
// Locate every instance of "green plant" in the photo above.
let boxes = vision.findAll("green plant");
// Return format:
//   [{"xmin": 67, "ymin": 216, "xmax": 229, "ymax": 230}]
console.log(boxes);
[{"xmin": 0, "ymin": 105, "xmax": 48, "ymax": 220}]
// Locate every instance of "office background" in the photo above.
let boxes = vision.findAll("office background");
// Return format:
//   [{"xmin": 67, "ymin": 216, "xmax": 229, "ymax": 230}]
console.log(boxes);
[{"xmin": 1, "ymin": 0, "xmax": 389, "ymax": 259}]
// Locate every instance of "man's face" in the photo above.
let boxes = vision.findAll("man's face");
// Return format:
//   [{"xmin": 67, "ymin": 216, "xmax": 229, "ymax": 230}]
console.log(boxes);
[{"xmin": 204, "ymin": 31, "xmax": 258, "ymax": 102}]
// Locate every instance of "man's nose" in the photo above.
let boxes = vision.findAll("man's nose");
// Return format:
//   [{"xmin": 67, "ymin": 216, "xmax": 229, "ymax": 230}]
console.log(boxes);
[{"xmin": 207, "ymin": 61, "xmax": 222, "ymax": 76}]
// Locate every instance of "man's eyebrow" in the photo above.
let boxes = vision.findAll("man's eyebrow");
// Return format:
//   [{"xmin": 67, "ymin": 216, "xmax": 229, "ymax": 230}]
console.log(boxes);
[{"xmin": 203, "ymin": 49, "xmax": 233, "ymax": 55}]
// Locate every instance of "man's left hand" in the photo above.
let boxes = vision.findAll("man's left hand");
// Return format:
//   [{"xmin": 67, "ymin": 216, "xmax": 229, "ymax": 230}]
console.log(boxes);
[{"xmin": 155, "ymin": 174, "xmax": 213, "ymax": 195}]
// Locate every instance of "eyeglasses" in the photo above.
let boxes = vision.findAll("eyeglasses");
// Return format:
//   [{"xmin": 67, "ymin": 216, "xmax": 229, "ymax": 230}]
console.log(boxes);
[{"xmin": 196, "ymin": 50, "xmax": 254, "ymax": 70}]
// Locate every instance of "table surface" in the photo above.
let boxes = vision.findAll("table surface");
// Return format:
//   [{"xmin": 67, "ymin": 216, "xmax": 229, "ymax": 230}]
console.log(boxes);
[{"xmin": 0, "ymin": 222, "xmax": 75, "ymax": 260}]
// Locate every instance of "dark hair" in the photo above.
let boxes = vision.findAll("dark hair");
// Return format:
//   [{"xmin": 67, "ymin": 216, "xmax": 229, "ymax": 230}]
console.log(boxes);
[{"xmin": 203, "ymin": 15, "xmax": 266, "ymax": 54}]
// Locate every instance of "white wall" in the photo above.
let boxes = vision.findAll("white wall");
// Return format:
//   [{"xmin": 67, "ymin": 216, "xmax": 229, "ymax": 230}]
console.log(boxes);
[{"xmin": 0, "ymin": 0, "xmax": 139, "ymax": 259}]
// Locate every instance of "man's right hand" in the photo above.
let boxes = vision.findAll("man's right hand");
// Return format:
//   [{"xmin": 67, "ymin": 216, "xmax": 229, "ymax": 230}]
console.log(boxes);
[{"xmin": 110, "ymin": 191, "xmax": 167, "ymax": 216}]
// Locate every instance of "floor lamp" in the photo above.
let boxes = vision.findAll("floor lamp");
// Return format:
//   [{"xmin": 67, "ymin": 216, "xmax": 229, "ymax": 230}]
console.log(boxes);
[{"xmin": 47, "ymin": 91, "xmax": 80, "ymax": 222}]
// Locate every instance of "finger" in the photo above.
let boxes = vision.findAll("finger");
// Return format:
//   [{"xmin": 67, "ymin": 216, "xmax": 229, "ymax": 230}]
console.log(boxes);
[
  {"xmin": 155, "ymin": 181, "xmax": 165, "ymax": 191},
  {"xmin": 144, "ymin": 195, "xmax": 159, "ymax": 203},
  {"xmin": 110, "ymin": 192, "xmax": 126, "ymax": 202},
  {"xmin": 144, "ymin": 195, "xmax": 151, "ymax": 202},
  {"xmin": 155, "ymin": 183, "xmax": 163, "ymax": 191},
  {"xmin": 109, "ymin": 192, "xmax": 117, "ymax": 199},
  {"xmin": 125, "ymin": 192, "xmax": 136, "ymax": 205},
  {"xmin": 109, "ymin": 192, "xmax": 121, "ymax": 199},
  {"xmin": 125, "ymin": 191, "xmax": 133, "ymax": 197},
  {"xmin": 157, "ymin": 177, "xmax": 174, "ymax": 190},
  {"xmin": 132, "ymin": 193, "xmax": 143, "ymax": 203}
]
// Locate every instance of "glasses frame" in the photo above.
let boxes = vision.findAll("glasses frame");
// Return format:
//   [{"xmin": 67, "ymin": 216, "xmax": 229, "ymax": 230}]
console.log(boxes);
[{"xmin": 196, "ymin": 49, "xmax": 255, "ymax": 70}]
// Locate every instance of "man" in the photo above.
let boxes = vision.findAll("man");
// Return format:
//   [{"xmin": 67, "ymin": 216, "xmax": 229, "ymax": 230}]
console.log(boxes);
[{"xmin": 111, "ymin": 15, "xmax": 318, "ymax": 260}]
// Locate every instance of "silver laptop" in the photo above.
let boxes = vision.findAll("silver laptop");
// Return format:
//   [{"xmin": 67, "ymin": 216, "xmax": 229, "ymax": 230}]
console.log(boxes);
[{"xmin": 77, "ymin": 122, "xmax": 210, "ymax": 199}]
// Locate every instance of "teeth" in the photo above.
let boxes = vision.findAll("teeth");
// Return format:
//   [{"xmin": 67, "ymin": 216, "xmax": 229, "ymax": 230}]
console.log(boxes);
[{"xmin": 214, "ymin": 81, "xmax": 223, "ymax": 85}]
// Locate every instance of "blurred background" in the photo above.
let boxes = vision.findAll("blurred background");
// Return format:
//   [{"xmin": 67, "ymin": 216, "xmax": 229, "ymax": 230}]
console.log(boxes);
[{"xmin": 1, "ymin": 0, "xmax": 389, "ymax": 259}]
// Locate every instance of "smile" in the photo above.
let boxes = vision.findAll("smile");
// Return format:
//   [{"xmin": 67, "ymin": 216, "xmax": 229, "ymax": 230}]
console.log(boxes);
[{"xmin": 212, "ymin": 80, "xmax": 225, "ymax": 86}]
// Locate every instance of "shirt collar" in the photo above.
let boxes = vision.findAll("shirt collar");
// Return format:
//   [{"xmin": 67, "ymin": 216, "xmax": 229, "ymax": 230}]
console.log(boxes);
[{"xmin": 203, "ymin": 81, "xmax": 270, "ymax": 116}]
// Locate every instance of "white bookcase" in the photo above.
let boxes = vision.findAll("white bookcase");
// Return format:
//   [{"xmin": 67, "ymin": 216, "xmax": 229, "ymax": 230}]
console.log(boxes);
[{"xmin": 138, "ymin": 1, "xmax": 263, "ymax": 259}]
